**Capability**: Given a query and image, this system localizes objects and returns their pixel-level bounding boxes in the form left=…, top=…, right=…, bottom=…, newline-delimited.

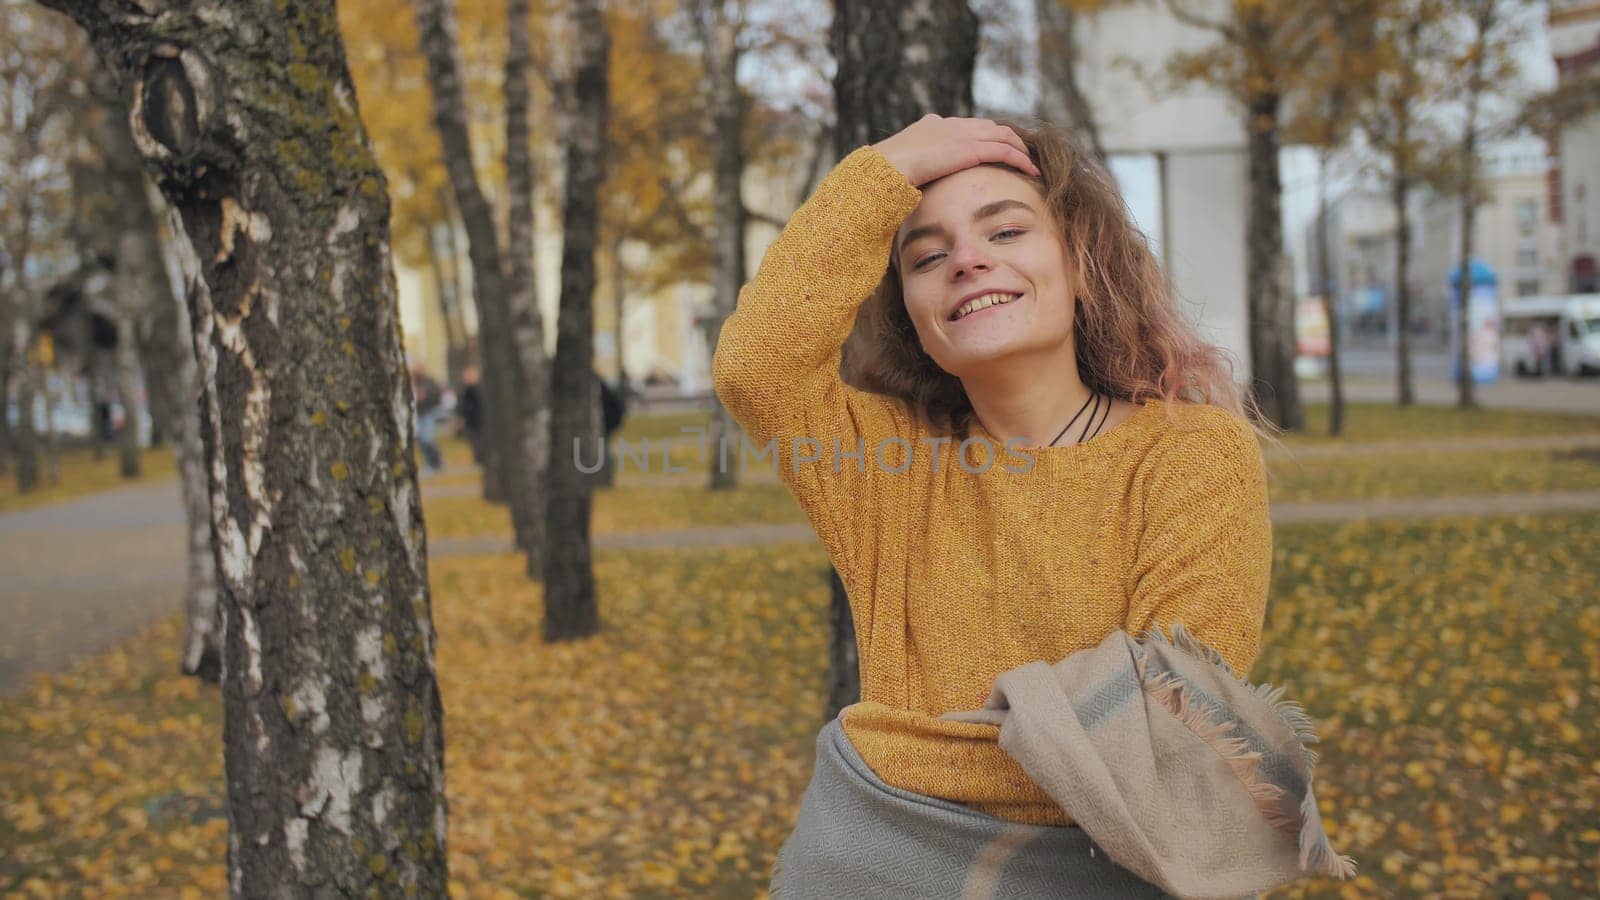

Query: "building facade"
left=1549, top=0, right=1600, bottom=292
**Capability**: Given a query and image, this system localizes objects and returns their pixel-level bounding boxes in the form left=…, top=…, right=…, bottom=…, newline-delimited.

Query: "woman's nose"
left=948, top=239, right=993, bottom=277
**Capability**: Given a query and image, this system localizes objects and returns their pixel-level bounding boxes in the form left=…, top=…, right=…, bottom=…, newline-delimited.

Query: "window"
left=1516, top=279, right=1541, bottom=297
left=1517, top=247, right=1539, bottom=268
left=1516, top=199, right=1538, bottom=236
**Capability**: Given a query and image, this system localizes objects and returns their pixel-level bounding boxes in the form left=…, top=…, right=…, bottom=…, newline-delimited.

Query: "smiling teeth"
left=953, top=292, right=1019, bottom=321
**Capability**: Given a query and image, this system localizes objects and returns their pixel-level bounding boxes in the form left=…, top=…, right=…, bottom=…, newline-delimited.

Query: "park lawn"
left=1266, top=446, right=1600, bottom=503
left=420, top=445, right=1600, bottom=540
left=1289, top=402, right=1600, bottom=444
left=2, top=513, right=1597, bottom=898
left=422, top=481, right=805, bottom=540
left=618, top=402, right=1600, bottom=447
left=0, top=447, right=176, bottom=515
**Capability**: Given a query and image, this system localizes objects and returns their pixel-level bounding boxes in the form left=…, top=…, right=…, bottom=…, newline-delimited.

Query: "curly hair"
left=840, top=116, right=1273, bottom=444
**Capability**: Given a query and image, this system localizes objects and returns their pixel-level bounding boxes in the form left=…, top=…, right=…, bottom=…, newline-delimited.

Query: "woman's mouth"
left=950, top=291, right=1022, bottom=323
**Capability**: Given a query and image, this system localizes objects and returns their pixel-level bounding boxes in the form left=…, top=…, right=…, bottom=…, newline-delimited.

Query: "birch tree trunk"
left=171, top=235, right=223, bottom=681
left=1452, top=1, right=1495, bottom=411
left=542, top=0, right=609, bottom=642
left=1244, top=82, right=1303, bottom=431
left=416, top=0, right=549, bottom=567
left=504, top=0, right=552, bottom=575
left=41, top=2, right=450, bottom=893
left=827, top=0, right=977, bottom=720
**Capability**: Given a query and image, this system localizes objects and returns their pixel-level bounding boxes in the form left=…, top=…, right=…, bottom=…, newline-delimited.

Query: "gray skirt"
left=771, top=717, right=1172, bottom=899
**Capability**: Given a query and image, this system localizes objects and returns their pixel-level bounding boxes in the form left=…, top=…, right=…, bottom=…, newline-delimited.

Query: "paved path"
left=6, top=471, right=1600, bottom=696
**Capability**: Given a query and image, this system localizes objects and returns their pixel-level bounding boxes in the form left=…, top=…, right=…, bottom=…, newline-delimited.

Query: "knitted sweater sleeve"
left=709, top=146, right=925, bottom=579
left=1126, top=409, right=1273, bottom=677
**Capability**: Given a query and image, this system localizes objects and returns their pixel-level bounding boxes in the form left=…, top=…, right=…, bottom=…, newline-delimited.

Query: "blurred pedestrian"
left=457, top=365, right=484, bottom=464
left=410, top=364, right=445, bottom=473
left=595, top=371, right=627, bottom=486
left=1528, top=322, right=1551, bottom=377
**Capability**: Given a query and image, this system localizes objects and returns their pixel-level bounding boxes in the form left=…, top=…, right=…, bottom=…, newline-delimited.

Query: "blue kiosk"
left=1448, top=259, right=1500, bottom=385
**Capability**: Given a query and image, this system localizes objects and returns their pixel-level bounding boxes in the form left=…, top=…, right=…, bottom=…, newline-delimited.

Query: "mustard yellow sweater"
left=710, top=145, right=1273, bottom=827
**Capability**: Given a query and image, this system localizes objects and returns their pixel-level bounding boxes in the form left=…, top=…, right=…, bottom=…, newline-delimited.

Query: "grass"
left=1289, top=402, right=1600, bottom=444
left=3, top=514, right=1597, bottom=897
left=423, top=482, right=804, bottom=539
left=0, top=446, right=176, bottom=515
left=420, top=444, right=1600, bottom=540
left=1267, top=446, right=1600, bottom=504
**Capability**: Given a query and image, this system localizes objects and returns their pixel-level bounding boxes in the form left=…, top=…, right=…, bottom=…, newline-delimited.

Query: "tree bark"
left=542, top=0, right=609, bottom=642
left=42, top=2, right=450, bottom=894
left=504, top=0, right=552, bottom=575
left=825, top=0, right=977, bottom=720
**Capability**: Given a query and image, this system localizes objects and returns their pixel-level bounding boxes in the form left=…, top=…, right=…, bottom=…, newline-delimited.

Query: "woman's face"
left=893, top=165, right=1076, bottom=378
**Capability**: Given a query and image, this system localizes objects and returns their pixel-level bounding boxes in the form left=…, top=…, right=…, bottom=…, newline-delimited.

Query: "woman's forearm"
left=710, top=145, right=922, bottom=440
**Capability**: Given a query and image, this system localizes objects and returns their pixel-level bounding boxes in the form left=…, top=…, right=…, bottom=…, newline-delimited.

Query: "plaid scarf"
left=941, top=623, right=1358, bottom=899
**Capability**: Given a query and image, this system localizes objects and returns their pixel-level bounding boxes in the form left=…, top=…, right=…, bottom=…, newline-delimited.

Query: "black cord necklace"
left=1080, top=392, right=1111, bottom=444
left=1047, top=392, right=1098, bottom=448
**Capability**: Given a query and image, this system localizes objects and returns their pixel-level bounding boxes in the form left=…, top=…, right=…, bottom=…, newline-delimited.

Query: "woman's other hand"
left=870, top=114, right=1040, bottom=188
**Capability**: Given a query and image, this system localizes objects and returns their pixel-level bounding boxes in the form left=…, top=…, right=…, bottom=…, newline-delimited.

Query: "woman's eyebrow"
left=897, top=199, right=1036, bottom=257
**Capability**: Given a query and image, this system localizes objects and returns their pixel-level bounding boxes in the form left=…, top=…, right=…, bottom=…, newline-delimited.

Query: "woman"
left=710, top=115, right=1274, bottom=897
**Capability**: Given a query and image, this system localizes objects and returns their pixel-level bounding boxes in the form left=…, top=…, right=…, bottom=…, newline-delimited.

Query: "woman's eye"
left=915, top=229, right=1024, bottom=267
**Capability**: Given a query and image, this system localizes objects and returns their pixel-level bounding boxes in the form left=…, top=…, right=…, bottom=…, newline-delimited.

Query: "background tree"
left=38, top=0, right=450, bottom=892
left=76, top=59, right=223, bottom=677
left=1353, top=0, right=1455, bottom=406
left=688, top=0, right=748, bottom=492
left=415, top=0, right=553, bottom=573
left=542, top=0, right=609, bottom=641
left=1034, top=0, right=1109, bottom=161
left=1164, top=0, right=1330, bottom=432
left=596, top=5, right=717, bottom=473
left=1446, top=0, right=1529, bottom=410
left=338, top=0, right=492, bottom=383
left=826, top=0, right=978, bottom=719
left=1, top=4, right=87, bottom=494
left=1282, top=0, right=1384, bottom=436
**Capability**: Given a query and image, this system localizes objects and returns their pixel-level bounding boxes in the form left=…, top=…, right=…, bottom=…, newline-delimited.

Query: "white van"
left=1502, top=295, right=1600, bottom=376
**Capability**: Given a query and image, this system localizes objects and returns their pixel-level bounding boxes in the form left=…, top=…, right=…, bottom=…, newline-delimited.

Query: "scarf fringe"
left=1137, top=622, right=1357, bottom=880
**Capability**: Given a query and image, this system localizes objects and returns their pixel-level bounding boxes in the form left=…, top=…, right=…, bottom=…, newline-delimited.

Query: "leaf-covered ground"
left=4, top=512, right=1598, bottom=897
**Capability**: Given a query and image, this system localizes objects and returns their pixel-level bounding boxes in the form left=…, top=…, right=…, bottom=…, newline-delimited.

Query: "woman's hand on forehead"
left=871, top=114, right=1039, bottom=189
